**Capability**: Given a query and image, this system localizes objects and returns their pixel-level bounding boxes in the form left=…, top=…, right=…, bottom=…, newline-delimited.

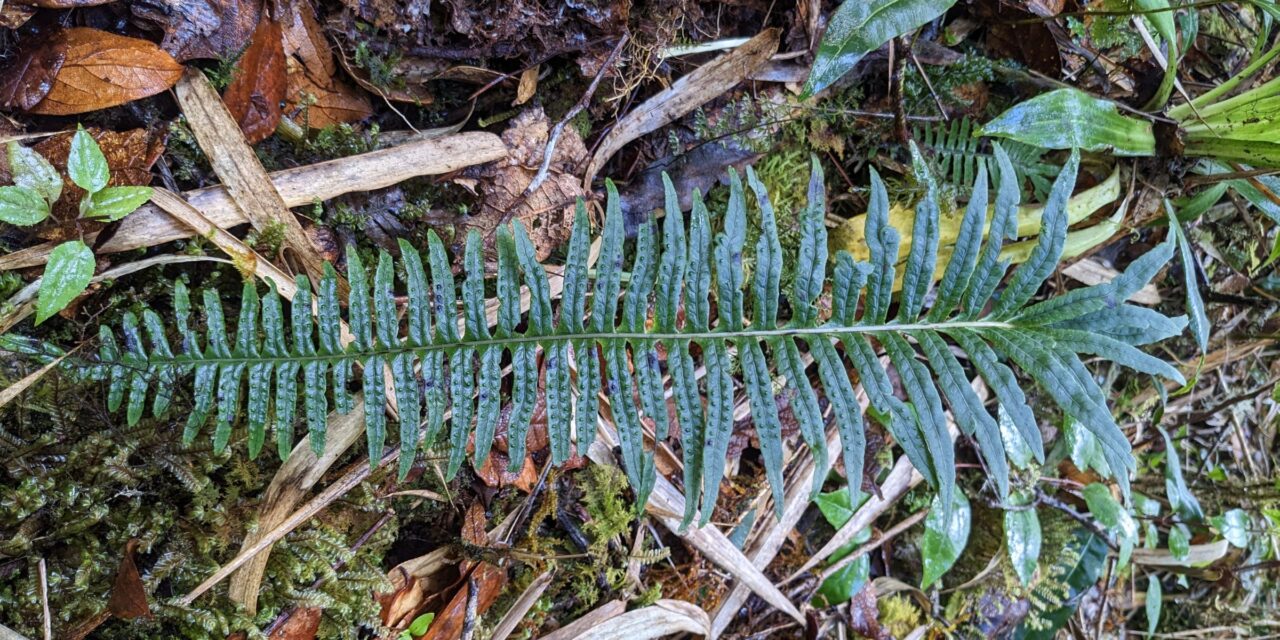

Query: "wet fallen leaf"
left=268, top=606, right=322, bottom=640
left=378, top=572, right=427, bottom=629
left=224, top=17, right=286, bottom=143
left=131, top=0, right=264, bottom=62
left=474, top=449, right=539, bottom=493
left=0, top=3, right=36, bottom=29
left=419, top=564, right=507, bottom=640
left=0, top=29, right=70, bottom=111
left=461, top=107, right=585, bottom=260
left=18, top=28, right=183, bottom=115
left=462, top=502, right=487, bottom=547
left=108, top=539, right=152, bottom=619
left=848, top=585, right=889, bottom=640
left=280, top=2, right=372, bottom=128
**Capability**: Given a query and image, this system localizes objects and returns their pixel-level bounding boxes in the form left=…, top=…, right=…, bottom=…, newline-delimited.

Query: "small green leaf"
left=0, top=185, right=50, bottom=226
left=1166, top=202, right=1209, bottom=354
left=979, top=88, right=1156, bottom=156
left=922, top=491, right=970, bottom=588
left=1083, top=483, right=1138, bottom=568
left=1159, top=428, right=1204, bottom=522
left=67, top=126, right=110, bottom=194
left=813, top=488, right=872, bottom=606
left=1005, top=505, right=1041, bottom=585
left=36, top=240, right=95, bottom=324
left=1168, top=523, right=1190, bottom=563
left=1213, top=509, right=1250, bottom=548
left=80, top=186, right=153, bottom=221
left=407, top=612, right=435, bottom=636
left=1066, top=416, right=1110, bottom=478
left=802, top=0, right=958, bottom=97
left=1146, top=575, right=1162, bottom=638
left=7, top=142, right=62, bottom=205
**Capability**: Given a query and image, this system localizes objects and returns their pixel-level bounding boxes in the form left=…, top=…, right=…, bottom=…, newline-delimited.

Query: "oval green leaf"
left=7, top=142, right=62, bottom=205
left=36, top=240, right=95, bottom=324
left=81, top=186, right=154, bottom=221
left=0, top=185, right=51, bottom=226
left=802, top=0, right=958, bottom=97
left=979, top=88, right=1156, bottom=156
left=68, top=126, right=109, bottom=194
left=922, top=491, right=970, bottom=588
left=1005, top=507, right=1041, bottom=585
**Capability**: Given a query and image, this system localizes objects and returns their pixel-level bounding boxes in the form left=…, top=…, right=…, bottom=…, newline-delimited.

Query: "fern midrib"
left=133, top=319, right=1016, bottom=368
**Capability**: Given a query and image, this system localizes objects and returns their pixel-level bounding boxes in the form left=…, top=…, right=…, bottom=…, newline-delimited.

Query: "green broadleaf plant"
left=921, top=491, right=970, bottom=588
left=802, top=0, right=957, bottom=97
left=81, top=145, right=1184, bottom=529
left=1, top=128, right=154, bottom=324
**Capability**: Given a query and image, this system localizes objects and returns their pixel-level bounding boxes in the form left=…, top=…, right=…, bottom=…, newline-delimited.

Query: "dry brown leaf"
left=108, top=539, right=152, bottom=620
left=571, top=600, right=711, bottom=640
left=0, top=3, right=36, bottom=29
left=268, top=606, right=322, bottom=640
left=849, top=585, right=890, bottom=640
left=463, top=107, right=585, bottom=260
left=514, top=65, right=539, bottom=106
left=280, top=0, right=371, bottom=128
left=131, top=0, right=264, bottom=62
left=378, top=573, right=427, bottom=629
left=25, top=28, right=183, bottom=115
left=419, top=563, right=507, bottom=640
left=582, top=29, right=779, bottom=187
left=224, top=16, right=286, bottom=143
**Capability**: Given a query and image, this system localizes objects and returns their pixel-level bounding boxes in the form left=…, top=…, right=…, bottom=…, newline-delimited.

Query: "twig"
left=460, top=575, right=480, bottom=640
left=813, top=508, right=930, bottom=584
left=505, top=33, right=630, bottom=223
left=37, top=559, right=51, bottom=640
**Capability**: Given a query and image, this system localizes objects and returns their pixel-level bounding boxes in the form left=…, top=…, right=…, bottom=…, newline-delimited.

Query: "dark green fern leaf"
left=83, top=149, right=1185, bottom=528
left=916, top=117, right=1059, bottom=200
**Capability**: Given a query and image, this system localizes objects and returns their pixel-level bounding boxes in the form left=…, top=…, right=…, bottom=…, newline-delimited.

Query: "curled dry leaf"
left=107, top=539, right=152, bottom=619
left=15, top=28, right=183, bottom=115
left=268, top=606, right=322, bottom=640
left=131, top=0, right=264, bottom=62
left=419, top=563, right=507, bottom=640
left=224, top=17, right=287, bottom=143
left=461, top=107, right=585, bottom=260
left=280, top=2, right=372, bottom=128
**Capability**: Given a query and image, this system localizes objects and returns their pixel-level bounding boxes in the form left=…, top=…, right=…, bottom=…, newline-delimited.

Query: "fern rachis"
left=81, top=143, right=1185, bottom=528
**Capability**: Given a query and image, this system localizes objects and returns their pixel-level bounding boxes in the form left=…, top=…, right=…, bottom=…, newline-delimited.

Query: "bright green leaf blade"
left=0, top=185, right=51, bottom=226
left=979, top=88, right=1156, bottom=155
left=68, top=126, right=110, bottom=193
left=37, top=240, right=95, bottom=324
left=7, top=141, right=61, bottom=205
left=81, top=186, right=153, bottom=221
left=922, top=491, right=971, bottom=588
left=1005, top=507, right=1041, bottom=585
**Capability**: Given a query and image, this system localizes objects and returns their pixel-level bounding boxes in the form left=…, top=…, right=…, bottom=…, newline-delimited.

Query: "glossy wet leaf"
left=37, top=240, right=95, bottom=324
left=1083, top=483, right=1137, bottom=568
left=7, top=141, right=61, bottom=205
left=814, top=488, right=873, bottom=605
left=68, top=126, right=109, bottom=194
left=1214, top=509, right=1250, bottom=548
left=802, top=0, right=958, bottom=97
left=0, top=185, right=50, bottom=226
left=1160, top=428, right=1204, bottom=522
left=1005, top=505, right=1042, bottom=584
left=980, top=88, right=1156, bottom=155
left=922, top=491, right=971, bottom=588
left=81, top=186, right=154, bottom=221
left=1146, top=576, right=1162, bottom=638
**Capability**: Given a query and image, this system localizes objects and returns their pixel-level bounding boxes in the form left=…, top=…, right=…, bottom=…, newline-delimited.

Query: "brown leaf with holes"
left=461, top=107, right=585, bottom=260
left=131, top=0, right=264, bottom=62
left=19, top=28, right=183, bottom=115
left=108, top=539, right=152, bottom=619
left=224, top=17, right=286, bottom=143
left=268, top=607, right=322, bottom=640
left=419, top=564, right=507, bottom=640
left=31, top=127, right=165, bottom=239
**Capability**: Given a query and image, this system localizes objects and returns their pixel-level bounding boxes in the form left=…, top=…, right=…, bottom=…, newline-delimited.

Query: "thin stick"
left=510, top=34, right=630, bottom=216
left=815, top=508, right=930, bottom=583
left=37, top=559, right=51, bottom=640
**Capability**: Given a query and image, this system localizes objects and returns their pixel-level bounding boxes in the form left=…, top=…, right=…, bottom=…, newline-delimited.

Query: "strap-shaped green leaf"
left=863, top=168, right=898, bottom=324
left=899, top=143, right=940, bottom=322
left=962, top=143, right=1020, bottom=318
left=992, top=151, right=1080, bottom=318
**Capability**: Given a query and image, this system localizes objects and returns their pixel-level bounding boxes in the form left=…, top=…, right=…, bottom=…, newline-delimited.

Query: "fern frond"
left=916, top=117, right=1059, bottom=200
left=86, top=147, right=1184, bottom=527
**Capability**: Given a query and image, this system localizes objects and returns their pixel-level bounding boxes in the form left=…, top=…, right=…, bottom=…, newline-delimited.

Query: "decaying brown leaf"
left=224, top=16, right=287, bottom=143
left=268, top=606, right=322, bottom=640
left=419, top=563, right=507, bottom=640
left=280, top=1, right=372, bottom=128
left=0, top=3, right=36, bottom=29
left=108, top=539, right=152, bottom=619
left=461, top=107, right=585, bottom=261
left=17, top=28, right=183, bottom=115
left=848, top=585, right=890, bottom=640
left=0, top=29, right=70, bottom=111
left=131, top=0, right=265, bottom=62
left=462, top=502, right=488, bottom=548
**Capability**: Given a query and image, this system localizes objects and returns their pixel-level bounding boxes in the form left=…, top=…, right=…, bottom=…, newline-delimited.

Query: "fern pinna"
left=89, top=143, right=1185, bottom=528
